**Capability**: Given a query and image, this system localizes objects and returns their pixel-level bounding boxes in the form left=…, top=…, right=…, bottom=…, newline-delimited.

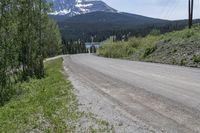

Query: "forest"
left=0, top=0, right=62, bottom=105
left=58, top=18, right=200, bottom=42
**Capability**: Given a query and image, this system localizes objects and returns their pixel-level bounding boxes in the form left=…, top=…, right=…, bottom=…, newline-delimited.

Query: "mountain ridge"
left=47, top=0, right=117, bottom=16
left=62, top=11, right=166, bottom=24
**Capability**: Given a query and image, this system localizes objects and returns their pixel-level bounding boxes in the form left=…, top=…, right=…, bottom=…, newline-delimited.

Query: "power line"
left=159, top=1, right=172, bottom=18
left=167, top=0, right=180, bottom=19
left=160, top=0, right=179, bottom=20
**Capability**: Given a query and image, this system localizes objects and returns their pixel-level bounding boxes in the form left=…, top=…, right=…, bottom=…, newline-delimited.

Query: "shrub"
left=128, top=37, right=141, bottom=48
left=192, top=55, right=200, bottom=63
left=182, top=30, right=195, bottom=38
left=180, top=58, right=187, bottom=66
left=149, top=29, right=161, bottom=36
left=172, top=58, right=177, bottom=65
left=143, top=45, right=157, bottom=58
left=164, top=38, right=171, bottom=43
left=173, top=49, right=177, bottom=53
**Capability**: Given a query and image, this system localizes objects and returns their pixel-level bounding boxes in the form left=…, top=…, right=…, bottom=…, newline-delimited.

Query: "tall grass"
left=98, top=35, right=160, bottom=60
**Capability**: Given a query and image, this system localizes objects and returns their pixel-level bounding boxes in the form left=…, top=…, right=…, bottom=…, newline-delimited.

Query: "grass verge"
left=0, top=58, right=80, bottom=132
left=0, top=58, right=114, bottom=133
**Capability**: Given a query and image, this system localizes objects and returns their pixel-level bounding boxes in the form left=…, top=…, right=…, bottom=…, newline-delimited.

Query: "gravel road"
left=63, top=54, right=200, bottom=133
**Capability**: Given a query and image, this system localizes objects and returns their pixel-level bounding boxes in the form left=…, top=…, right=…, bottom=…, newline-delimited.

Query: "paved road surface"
left=64, top=54, right=200, bottom=133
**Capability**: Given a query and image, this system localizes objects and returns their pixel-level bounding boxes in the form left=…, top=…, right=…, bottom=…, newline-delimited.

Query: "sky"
left=103, top=0, right=200, bottom=20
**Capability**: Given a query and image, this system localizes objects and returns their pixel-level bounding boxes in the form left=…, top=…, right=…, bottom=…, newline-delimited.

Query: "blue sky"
left=103, top=0, right=200, bottom=20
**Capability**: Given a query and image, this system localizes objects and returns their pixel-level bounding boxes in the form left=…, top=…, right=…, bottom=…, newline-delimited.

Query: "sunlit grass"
left=0, top=58, right=80, bottom=132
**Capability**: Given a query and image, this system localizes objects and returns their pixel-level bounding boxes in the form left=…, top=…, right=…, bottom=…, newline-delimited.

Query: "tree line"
left=62, top=39, right=88, bottom=54
left=0, top=0, right=62, bottom=105
left=59, top=19, right=200, bottom=43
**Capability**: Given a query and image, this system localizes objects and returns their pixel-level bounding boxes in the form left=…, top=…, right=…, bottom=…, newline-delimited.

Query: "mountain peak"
left=47, top=0, right=117, bottom=16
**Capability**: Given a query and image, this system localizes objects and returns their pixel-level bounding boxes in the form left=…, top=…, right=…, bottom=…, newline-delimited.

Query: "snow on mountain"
left=47, top=0, right=117, bottom=16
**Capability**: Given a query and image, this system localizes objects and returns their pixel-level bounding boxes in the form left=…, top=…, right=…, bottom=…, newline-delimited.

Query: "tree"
left=43, top=19, right=62, bottom=57
left=90, top=45, right=96, bottom=53
left=0, top=0, right=62, bottom=105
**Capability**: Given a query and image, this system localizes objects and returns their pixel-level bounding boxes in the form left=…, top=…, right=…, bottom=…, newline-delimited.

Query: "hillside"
left=98, top=25, right=200, bottom=68
left=61, top=11, right=165, bottom=24
left=56, top=11, right=168, bottom=41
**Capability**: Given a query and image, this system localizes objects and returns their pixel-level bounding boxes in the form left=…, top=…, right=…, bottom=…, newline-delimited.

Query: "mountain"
left=56, top=11, right=169, bottom=41
left=57, top=11, right=200, bottom=42
left=47, top=0, right=117, bottom=16
left=47, top=0, right=197, bottom=43
left=61, top=11, right=166, bottom=25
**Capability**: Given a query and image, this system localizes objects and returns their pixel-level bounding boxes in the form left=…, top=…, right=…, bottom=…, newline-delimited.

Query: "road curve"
left=63, top=54, right=200, bottom=133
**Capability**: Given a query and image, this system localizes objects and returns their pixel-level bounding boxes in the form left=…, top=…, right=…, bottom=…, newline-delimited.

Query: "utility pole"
left=188, top=0, right=194, bottom=29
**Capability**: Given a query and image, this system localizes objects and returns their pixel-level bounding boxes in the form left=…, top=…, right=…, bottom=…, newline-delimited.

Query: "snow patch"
left=49, top=9, right=71, bottom=15
left=47, top=0, right=117, bottom=16
left=75, top=3, right=93, bottom=8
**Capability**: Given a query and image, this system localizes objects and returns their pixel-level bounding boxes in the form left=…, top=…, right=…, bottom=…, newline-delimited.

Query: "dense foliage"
left=98, top=25, right=200, bottom=68
left=98, top=35, right=160, bottom=59
left=62, top=39, right=88, bottom=54
left=0, top=0, right=62, bottom=105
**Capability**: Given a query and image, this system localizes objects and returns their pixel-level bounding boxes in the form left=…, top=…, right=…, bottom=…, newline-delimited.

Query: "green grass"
left=97, top=35, right=160, bottom=60
left=0, top=58, right=114, bottom=133
left=98, top=24, right=200, bottom=67
left=0, top=58, right=80, bottom=132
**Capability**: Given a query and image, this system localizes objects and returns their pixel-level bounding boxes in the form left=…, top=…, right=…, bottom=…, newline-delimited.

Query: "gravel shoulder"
left=63, top=54, right=200, bottom=133
left=64, top=56, right=157, bottom=133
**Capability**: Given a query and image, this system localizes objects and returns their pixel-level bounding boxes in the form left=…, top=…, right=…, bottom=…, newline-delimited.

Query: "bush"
left=143, top=45, right=157, bottom=58
left=98, top=35, right=160, bottom=59
left=180, top=58, right=187, bottom=66
left=192, top=55, right=200, bottom=63
left=98, top=40, right=135, bottom=58
left=0, top=71, right=15, bottom=106
left=128, top=37, right=141, bottom=48
left=182, top=30, right=195, bottom=38
left=0, top=86, right=14, bottom=106
left=149, top=29, right=161, bottom=36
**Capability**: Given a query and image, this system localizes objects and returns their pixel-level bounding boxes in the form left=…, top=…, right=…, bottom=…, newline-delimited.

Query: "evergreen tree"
left=0, top=0, right=62, bottom=105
